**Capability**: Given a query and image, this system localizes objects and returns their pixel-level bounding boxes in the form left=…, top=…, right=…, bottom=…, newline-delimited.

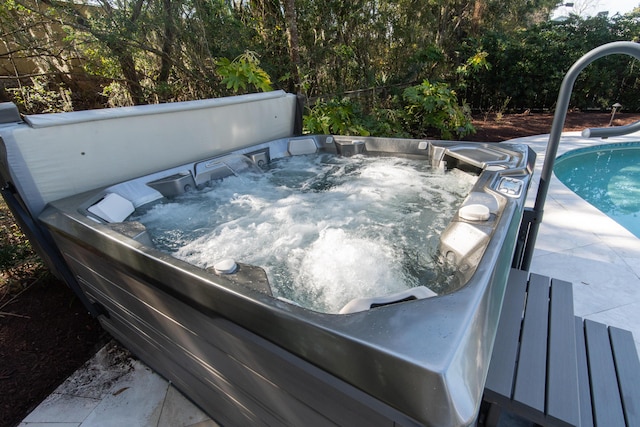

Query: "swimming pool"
left=554, top=142, right=640, bottom=238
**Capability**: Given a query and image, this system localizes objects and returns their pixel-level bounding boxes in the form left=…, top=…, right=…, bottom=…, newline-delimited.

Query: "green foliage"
left=460, top=13, right=640, bottom=111
left=303, top=81, right=474, bottom=140
left=101, top=82, right=133, bottom=108
left=3, top=0, right=640, bottom=115
left=81, top=46, right=122, bottom=80
left=1, top=0, right=28, bottom=14
left=402, top=80, right=475, bottom=139
left=0, top=225, right=33, bottom=271
left=216, top=51, right=273, bottom=93
left=7, top=78, right=73, bottom=114
left=0, top=199, right=43, bottom=287
left=457, top=50, right=492, bottom=79
left=363, top=105, right=412, bottom=138
left=303, top=98, right=371, bottom=136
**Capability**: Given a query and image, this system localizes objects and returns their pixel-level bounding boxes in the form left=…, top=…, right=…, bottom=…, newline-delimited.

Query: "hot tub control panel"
left=497, top=177, right=523, bottom=197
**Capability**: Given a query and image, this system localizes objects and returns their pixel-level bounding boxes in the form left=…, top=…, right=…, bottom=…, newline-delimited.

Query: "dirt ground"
left=466, top=110, right=640, bottom=142
left=1, top=110, right=640, bottom=427
left=0, top=274, right=107, bottom=427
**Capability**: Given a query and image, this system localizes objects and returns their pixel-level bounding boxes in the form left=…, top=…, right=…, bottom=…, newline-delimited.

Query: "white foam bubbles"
left=293, top=228, right=408, bottom=313
left=132, top=154, right=477, bottom=313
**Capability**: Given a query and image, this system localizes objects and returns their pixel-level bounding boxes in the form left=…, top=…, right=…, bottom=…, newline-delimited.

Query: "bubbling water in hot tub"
left=132, top=154, right=477, bottom=313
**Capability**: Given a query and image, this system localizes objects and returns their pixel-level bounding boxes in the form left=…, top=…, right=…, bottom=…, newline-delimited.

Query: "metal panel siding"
left=57, top=236, right=417, bottom=427
left=484, top=268, right=528, bottom=398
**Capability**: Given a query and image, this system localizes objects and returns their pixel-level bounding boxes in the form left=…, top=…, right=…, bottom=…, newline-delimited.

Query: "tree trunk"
left=283, top=0, right=301, bottom=93
left=112, top=45, right=145, bottom=105
left=471, top=0, right=485, bottom=34
left=158, top=0, right=175, bottom=88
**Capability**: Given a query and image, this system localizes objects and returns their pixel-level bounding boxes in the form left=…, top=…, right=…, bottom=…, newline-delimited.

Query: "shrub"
left=7, top=77, right=73, bottom=114
left=363, top=105, right=411, bottom=138
left=304, top=82, right=475, bottom=140
left=216, top=51, right=273, bottom=93
left=303, top=97, right=370, bottom=136
left=402, top=80, right=475, bottom=139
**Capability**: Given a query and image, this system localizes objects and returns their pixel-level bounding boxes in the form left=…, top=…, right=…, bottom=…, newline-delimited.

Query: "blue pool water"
left=554, top=142, right=640, bottom=238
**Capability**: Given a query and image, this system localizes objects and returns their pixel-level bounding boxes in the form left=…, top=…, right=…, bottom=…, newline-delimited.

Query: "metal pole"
left=519, top=41, right=640, bottom=270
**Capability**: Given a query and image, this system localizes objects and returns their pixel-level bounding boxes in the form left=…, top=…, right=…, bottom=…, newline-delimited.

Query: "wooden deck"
left=481, top=269, right=640, bottom=427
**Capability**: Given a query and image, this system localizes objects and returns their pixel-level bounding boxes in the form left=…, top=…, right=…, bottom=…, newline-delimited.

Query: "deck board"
left=512, top=273, right=550, bottom=413
left=574, top=317, right=595, bottom=427
left=584, top=320, right=626, bottom=426
left=546, top=278, right=579, bottom=426
left=609, top=326, right=640, bottom=427
left=483, top=270, right=640, bottom=427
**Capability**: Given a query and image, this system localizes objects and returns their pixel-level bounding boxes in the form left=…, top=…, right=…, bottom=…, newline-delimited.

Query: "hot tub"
left=0, top=92, right=534, bottom=427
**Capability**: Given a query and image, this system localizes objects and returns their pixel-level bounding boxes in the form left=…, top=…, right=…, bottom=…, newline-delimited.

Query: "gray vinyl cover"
left=0, top=91, right=297, bottom=217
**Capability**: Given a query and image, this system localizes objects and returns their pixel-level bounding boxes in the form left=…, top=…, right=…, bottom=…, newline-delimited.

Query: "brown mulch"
left=1, top=110, right=640, bottom=427
left=0, top=205, right=107, bottom=427
left=466, top=110, right=640, bottom=142
left=0, top=278, right=107, bottom=427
